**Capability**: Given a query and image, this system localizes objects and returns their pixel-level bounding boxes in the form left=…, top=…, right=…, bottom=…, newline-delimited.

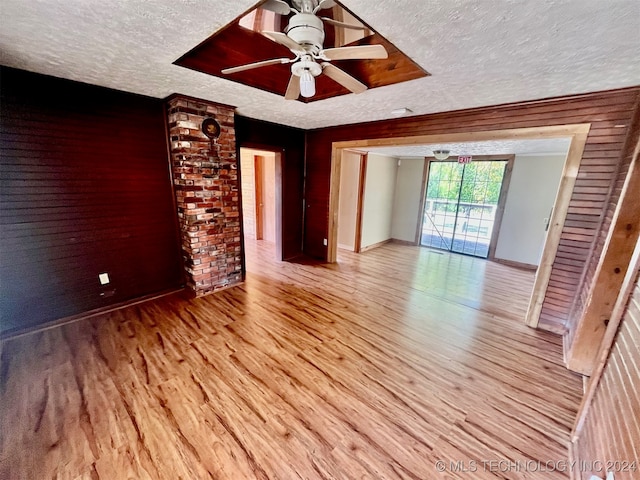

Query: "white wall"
left=495, top=154, right=567, bottom=266
left=391, top=157, right=426, bottom=242
left=337, top=151, right=361, bottom=250
left=240, top=148, right=256, bottom=238
left=261, top=153, right=277, bottom=243
left=361, top=153, right=398, bottom=249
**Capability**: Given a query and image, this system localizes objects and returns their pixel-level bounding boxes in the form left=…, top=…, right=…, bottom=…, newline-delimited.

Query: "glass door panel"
left=421, top=160, right=507, bottom=258
left=421, top=161, right=463, bottom=251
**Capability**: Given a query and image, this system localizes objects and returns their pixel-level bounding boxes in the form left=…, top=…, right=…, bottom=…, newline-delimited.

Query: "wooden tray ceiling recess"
left=174, top=0, right=429, bottom=102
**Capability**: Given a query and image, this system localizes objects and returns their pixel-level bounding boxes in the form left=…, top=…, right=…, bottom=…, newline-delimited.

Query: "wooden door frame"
left=335, top=149, right=368, bottom=253
left=416, top=154, right=515, bottom=259
left=238, top=146, right=284, bottom=261
left=327, top=124, right=591, bottom=328
left=254, top=154, right=264, bottom=240
left=354, top=152, right=368, bottom=253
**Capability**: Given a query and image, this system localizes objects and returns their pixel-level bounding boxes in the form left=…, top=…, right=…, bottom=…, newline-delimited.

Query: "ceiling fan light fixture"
left=433, top=149, right=450, bottom=160
left=300, top=69, right=316, bottom=98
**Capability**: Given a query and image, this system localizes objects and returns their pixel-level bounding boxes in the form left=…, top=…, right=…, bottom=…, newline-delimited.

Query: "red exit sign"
left=458, top=155, right=473, bottom=164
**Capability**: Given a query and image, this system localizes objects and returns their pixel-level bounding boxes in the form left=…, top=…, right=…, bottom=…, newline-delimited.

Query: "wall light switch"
left=323, top=238, right=328, bottom=246
left=99, top=273, right=110, bottom=285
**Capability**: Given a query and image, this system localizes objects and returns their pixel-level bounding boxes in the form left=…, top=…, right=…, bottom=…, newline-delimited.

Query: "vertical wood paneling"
left=566, top=108, right=640, bottom=374
left=234, top=116, right=305, bottom=260
left=305, top=87, right=640, bottom=334
left=0, top=67, right=182, bottom=335
left=569, top=100, right=640, bottom=349
left=573, top=269, right=640, bottom=480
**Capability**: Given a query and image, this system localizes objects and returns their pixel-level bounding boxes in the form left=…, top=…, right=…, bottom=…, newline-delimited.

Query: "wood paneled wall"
left=572, top=264, right=640, bottom=480
left=569, top=100, right=640, bottom=347
left=235, top=115, right=305, bottom=260
left=305, top=87, right=640, bottom=334
left=0, top=67, right=182, bottom=335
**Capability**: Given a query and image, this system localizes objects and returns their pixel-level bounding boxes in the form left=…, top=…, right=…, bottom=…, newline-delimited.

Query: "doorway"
left=327, top=124, right=591, bottom=328
left=239, top=147, right=282, bottom=260
left=421, top=159, right=510, bottom=258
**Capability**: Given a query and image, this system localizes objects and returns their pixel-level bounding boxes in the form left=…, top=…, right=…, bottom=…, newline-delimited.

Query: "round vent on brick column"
left=202, top=117, right=221, bottom=139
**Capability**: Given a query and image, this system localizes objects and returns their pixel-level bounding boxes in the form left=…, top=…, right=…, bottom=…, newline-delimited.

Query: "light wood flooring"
left=0, top=242, right=584, bottom=479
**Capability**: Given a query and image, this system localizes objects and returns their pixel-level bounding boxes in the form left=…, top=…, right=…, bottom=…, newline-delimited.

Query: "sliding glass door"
left=421, top=160, right=508, bottom=258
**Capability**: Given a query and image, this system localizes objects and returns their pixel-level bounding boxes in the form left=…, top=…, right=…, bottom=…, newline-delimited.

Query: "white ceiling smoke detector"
left=391, top=108, right=413, bottom=116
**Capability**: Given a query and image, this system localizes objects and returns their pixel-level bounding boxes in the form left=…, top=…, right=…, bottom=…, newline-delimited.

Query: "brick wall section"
left=166, top=96, right=242, bottom=295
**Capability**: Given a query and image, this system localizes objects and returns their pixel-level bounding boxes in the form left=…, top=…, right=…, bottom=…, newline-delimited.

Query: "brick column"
left=166, top=95, right=242, bottom=296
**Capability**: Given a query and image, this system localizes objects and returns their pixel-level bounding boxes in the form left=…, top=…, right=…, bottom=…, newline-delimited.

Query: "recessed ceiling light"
left=391, top=108, right=413, bottom=116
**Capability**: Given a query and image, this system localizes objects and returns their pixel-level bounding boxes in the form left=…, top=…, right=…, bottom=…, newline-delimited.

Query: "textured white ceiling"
left=1, top=0, right=639, bottom=129
left=366, top=137, right=572, bottom=158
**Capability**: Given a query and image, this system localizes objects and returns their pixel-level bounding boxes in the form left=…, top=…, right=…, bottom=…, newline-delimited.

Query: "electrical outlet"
left=98, top=273, right=110, bottom=285
left=323, top=238, right=328, bottom=246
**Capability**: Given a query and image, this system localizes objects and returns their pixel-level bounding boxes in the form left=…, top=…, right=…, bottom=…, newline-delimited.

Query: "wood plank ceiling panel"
left=174, top=1, right=428, bottom=102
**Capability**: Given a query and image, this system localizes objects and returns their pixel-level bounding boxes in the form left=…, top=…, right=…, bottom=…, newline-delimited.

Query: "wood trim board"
left=254, top=154, right=264, bottom=240
left=524, top=126, right=590, bottom=328
left=488, top=155, right=515, bottom=260
left=274, top=151, right=284, bottom=261
left=413, top=157, right=429, bottom=246
left=354, top=153, right=367, bottom=253
left=571, top=234, right=640, bottom=440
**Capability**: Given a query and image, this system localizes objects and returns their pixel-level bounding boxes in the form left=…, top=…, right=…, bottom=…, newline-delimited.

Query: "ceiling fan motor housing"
left=286, top=13, right=325, bottom=52
left=291, top=58, right=322, bottom=77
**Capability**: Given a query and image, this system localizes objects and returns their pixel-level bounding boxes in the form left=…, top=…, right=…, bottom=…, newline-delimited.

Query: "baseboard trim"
left=492, top=258, right=538, bottom=271
left=0, top=287, right=184, bottom=342
left=391, top=238, right=418, bottom=246
left=360, top=238, right=392, bottom=252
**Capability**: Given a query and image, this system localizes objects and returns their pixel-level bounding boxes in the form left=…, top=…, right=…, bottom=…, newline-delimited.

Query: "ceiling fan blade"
left=320, top=17, right=367, bottom=30
left=285, top=74, right=300, bottom=100
left=318, top=0, right=336, bottom=9
left=321, top=63, right=367, bottom=94
left=314, top=0, right=336, bottom=12
left=262, top=31, right=304, bottom=53
left=322, top=44, right=388, bottom=61
left=222, top=57, right=290, bottom=75
left=261, top=0, right=291, bottom=15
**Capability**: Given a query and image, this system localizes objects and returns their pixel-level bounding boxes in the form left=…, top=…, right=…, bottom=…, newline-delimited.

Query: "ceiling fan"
left=221, top=0, right=388, bottom=100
